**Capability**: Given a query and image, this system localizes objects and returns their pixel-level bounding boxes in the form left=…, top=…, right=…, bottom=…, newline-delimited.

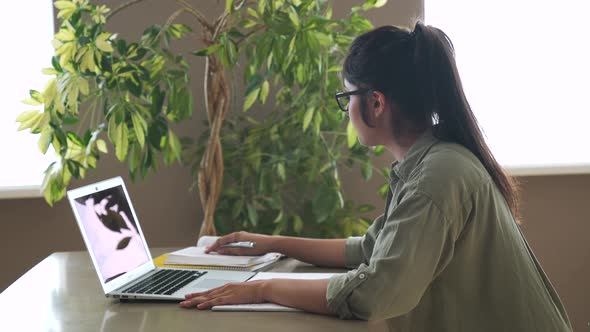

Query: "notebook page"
left=165, top=247, right=281, bottom=267
left=196, top=236, right=220, bottom=248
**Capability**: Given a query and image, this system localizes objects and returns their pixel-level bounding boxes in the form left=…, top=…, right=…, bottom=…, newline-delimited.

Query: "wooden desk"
left=0, top=248, right=387, bottom=331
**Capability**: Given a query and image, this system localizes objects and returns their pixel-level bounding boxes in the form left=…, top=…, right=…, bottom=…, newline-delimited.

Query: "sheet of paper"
left=249, top=272, right=337, bottom=281
left=212, top=303, right=300, bottom=312
left=196, top=236, right=219, bottom=248
left=212, top=272, right=339, bottom=312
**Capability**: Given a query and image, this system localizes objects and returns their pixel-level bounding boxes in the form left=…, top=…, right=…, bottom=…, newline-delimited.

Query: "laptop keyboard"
left=121, top=269, right=207, bottom=296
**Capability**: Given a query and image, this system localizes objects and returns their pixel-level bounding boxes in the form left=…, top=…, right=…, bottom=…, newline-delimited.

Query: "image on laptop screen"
left=73, top=185, right=150, bottom=283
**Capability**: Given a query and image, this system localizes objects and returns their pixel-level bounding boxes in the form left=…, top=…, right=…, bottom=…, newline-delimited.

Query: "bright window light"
left=0, top=1, right=55, bottom=198
left=425, top=0, right=590, bottom=175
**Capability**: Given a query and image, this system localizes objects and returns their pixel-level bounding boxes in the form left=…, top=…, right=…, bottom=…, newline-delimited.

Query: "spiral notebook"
left=153, top=253, right=280, bottom=271
left=155, top=236, right=283, bottom=271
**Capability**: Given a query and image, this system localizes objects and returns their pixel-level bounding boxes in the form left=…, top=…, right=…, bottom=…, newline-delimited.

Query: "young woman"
left=179, top=21, right=572, bottom=331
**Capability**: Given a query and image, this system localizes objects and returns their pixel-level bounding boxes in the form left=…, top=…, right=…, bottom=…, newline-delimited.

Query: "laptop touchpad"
left=194, top=279, right=233, bottom=289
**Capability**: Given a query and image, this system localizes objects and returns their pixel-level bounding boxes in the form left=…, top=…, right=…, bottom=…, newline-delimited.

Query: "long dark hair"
left=343, top=21, right=521, bottom=220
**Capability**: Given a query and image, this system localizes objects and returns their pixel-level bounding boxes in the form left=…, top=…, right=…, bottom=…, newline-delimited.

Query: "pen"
left=220, top=241, right=256, bottom=248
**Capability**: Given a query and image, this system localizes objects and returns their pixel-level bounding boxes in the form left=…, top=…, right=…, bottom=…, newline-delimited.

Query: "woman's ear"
left=371, top=90, right=387, bottom=117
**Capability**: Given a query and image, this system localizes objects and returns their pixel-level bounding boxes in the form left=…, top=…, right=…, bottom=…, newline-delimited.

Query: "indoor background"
left=0, top=0, right=587, bottom=330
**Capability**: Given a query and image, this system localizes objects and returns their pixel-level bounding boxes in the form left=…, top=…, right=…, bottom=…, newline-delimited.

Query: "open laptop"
left=66, top=176, right=256, bottom=301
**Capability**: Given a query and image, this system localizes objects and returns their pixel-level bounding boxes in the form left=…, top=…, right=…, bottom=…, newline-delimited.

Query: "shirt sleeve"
left=326, top=191, right=457, bottom=321
left=344, top=214, right=385, bottom=269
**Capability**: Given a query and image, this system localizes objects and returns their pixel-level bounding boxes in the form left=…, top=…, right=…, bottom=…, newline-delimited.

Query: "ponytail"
left=411, top=21, right=521, bottom=220
left=343, top=21, right=521, bottom=220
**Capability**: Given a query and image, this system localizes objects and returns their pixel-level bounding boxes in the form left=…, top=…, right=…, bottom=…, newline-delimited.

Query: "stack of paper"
left=163, top=236, right=283, bottom=271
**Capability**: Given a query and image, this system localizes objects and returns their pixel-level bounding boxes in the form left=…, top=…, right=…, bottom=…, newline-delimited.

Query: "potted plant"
left=17, top=0, right=389, bottom=238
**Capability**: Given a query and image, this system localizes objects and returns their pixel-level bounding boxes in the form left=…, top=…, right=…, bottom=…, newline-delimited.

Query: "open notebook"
left=211, top=272, right=337, bottom=312
left=160, top=236, right=283, bottom=271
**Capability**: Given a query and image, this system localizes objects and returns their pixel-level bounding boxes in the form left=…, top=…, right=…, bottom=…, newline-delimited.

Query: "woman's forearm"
left=270, top=236, right=347, bottom=267
left=261, top=278, right=335, bottom=316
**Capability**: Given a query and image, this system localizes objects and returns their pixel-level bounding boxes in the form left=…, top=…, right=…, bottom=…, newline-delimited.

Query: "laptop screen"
left=72, top=185, right=150, bottom=284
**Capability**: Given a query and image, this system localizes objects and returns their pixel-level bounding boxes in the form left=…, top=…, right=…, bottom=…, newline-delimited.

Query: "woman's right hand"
left=205, top=231, right=276, bottom=256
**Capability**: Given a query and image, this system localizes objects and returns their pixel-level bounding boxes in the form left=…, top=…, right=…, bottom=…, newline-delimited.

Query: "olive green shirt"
left=326, top=130, right=572, bottom=331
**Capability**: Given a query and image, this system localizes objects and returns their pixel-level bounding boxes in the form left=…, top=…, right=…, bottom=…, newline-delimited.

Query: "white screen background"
left=0, top=0, right=55, bottom=198
left=425, top=0, right=590, bottom=175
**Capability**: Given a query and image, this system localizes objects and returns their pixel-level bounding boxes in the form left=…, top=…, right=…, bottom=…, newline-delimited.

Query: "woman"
left=180, top=21, right=572, bottom=332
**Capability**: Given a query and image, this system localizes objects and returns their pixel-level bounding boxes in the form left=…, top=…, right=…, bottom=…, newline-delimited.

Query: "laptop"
left=66, top=176, right=256, bottom=300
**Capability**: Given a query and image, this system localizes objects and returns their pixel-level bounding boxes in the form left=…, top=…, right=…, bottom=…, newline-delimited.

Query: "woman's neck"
left=384, top=129, right=428, bottom=161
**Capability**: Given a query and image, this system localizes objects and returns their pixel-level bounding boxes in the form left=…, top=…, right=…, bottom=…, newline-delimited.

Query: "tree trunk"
left=197, top=53, right=230, bottom=237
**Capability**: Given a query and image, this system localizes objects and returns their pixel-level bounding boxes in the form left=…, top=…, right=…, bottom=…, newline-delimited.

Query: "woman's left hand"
left=179, top=280, right=267, bottom=309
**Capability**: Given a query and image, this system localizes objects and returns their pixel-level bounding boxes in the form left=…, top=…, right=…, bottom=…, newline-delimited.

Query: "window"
left=425, top=0, right=590, bottom=175
left=0, top=1, right=55, bottom=198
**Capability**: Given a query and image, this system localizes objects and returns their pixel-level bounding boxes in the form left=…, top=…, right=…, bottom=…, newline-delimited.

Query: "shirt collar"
left=391, top=129, right=439, bottom=182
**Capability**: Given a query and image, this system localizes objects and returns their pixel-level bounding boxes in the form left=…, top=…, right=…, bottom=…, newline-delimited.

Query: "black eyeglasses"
left=334, top=89, right=371, bottom=112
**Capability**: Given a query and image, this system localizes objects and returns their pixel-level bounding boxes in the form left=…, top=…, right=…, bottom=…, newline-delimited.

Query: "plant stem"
left=175, top=0, right=213, bottom=32
left=321, top=131, right=347, bottom=136
left=212, top=12, right=229, bottom=40
left=319, top=133, right=335, bottom=160
left=236, top=25, right=268, bottom=46
left=153, top=8, right=187, bottom=42
left=107, top=0, right=150, bottom=20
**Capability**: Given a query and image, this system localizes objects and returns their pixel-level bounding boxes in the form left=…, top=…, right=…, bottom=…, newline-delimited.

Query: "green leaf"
left=363, top=0, right=387, bottom=9
left=373, top=145, right=385, bottom=155
left=243, top=19, right=257, bottom=29
left=126, top=78, right=141, bottom=97
left=361, top=160, right=373, bottom=180
left=378, top=182, right=389, bottom=198
left=131, top=113, right=145, bottom=148
left=62, top=116, right=80, bottom=126
left=168, top=129, right=182, bottom=161
left=148, top=116, right=168, bottom=150
left=313, top=110, right=322, bottom=135
left=303, top=107, right=315, bottom=131
left=22, top=97, right=42, bottom=106
left=347, top=120, right=358, bottom=148
left=115, top=123, right=129, bottom=161
left=375, top=0, right=388, bottom=7
left=272, top=210, right=284, bottom=224
left=315, top=32, right=332, bottom=46
left=288, top=6, right=300, bottom=28
left=128, top=143, right=141, bottom=178
left=246, top=203, right=258, bottom=227
left=247, top=7, right=258, bottom=19
left=312, top=185, right=339, bottom=223
left=96, top=139, right=108, bottom=153
left=38, top=128, right=52, bottom=154
left=243, top=87, right=260, bottom=111
left=260, top=80, right=269, bottom=104
left=192, top=44, right=220, bottom=56
left=29, top=90, right=43, bottom=103
left=293, top=215, right=303, bottom=234
left=16, top=110, right=40, bottom=125
left=150, top=87, right=165, bottom=117
left=287, top=36, right=296, bottom=62
left=167, top=24, right=192, bottom=39
left=296, top=64, right=305, bottom=84
left=231, top=199, right=243, bottom=219
left=357, top=204, right=375, bottom=213
left=277, top=162, right=286, bottom=181
left=257, top=0, right=266, bottom=14
left=225, top=0, right=233, bottom=12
